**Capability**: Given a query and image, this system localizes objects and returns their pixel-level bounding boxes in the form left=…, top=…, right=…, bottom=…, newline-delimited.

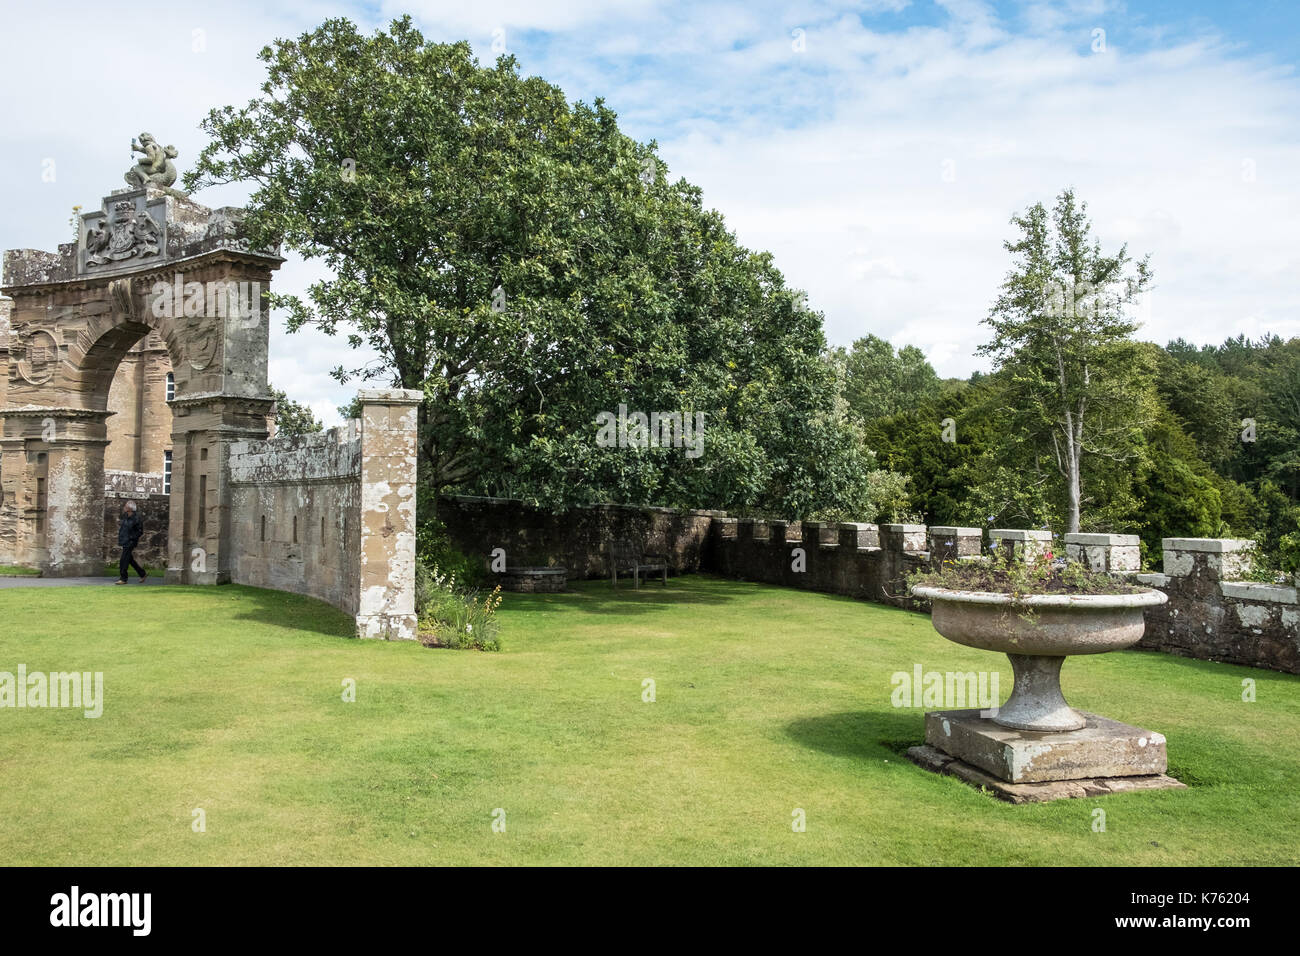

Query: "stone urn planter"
left=910, top=586, right=1168, bottom=732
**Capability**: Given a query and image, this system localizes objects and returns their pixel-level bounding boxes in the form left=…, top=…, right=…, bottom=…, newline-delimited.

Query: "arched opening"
left=98, top=326, right=176, bottom=577
left=104, top=331, right=173, bottom=476
left=1, top=188, right=284, bottom=581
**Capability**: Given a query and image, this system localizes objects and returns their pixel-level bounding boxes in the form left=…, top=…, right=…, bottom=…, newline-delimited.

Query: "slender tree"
left=979, top=189, right=1153, bottom=533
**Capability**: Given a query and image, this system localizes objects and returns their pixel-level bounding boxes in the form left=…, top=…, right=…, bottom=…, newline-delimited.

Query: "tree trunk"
left=1065, top=418, right=1082, bottom=534
left=1067, top=459, right=1081, bottom=535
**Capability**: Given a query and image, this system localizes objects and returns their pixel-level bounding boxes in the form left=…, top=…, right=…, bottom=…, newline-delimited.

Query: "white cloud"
left=643, top=13, right=1300, bottom=374
left=2, top=0, right=1297, bottom=407
left=382, top=0, right=658, bottom=37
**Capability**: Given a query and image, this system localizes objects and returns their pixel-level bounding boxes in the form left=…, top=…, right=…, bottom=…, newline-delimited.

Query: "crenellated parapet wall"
left=225, top=388, right=420, bottom=640
left=1134, top=538, right=1298, bottom=673
left=430, top=494, right=1300, bottom=674
left=706, top=518, right=930, bottom=608
left=708, top=522, right=1298, bottom=673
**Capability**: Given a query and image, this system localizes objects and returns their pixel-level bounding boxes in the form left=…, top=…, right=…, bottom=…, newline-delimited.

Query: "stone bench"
left=498, top=567, right=568, bottom=593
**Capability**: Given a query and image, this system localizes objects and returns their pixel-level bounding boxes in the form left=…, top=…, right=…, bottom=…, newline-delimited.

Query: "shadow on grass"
left=785, top=708, right=924, bottom=760
left=502, top=575, right=751, bottom=615
left=220, top=584, right=357, bottom=640
left=1123, top=645, right=1300, bottom=685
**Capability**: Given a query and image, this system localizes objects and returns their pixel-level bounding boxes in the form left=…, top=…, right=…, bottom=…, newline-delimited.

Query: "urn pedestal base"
left=907, top=709, right=1185, bottom=804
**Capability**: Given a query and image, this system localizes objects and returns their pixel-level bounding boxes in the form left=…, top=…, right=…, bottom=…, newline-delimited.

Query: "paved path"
left=0, top=575, right=168, bottom=589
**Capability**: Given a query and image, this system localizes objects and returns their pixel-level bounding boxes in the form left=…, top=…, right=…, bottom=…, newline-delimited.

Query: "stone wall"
left=228, top=424, right=361, bottom=613
left=0, top=296, right=10, bottom=410
left=102, top=472, right=169, bottom=568
left=225, top=388, right=421, bottom=640
left=439, top=497, right=1298, bottom=674
left=710, top=522, right=1296, bottom=673
left=707, top=522, right=1298, bottom=674
left=706, top=518, right=940, bottom=609
left=1133, top=538, right=1299, bottom=673
left=437, top=495, right=721, bottom=580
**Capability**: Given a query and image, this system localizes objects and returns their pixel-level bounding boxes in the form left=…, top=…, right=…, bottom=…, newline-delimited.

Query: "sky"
left=2, top=0, right=1298, bottom=426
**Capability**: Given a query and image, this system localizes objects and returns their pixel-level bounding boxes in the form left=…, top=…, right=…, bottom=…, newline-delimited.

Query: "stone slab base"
left=925, top=709, right=1167, bottom=783
left=907, top=744, right=1186, bottom=804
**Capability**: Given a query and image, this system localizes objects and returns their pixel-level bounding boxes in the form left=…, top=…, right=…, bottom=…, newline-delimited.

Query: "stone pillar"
left=44, top=414, right=113, bottom=576
left=928, top=526, right=981, bottom=563
left=0, top=436, right=23, bottom=564
left=1064, top=533, right=1140, bottom=572
left=355, top=388, right=421, bottom=641
left=839, top=522, right=879, bottom=549
left=0, top=296, right=11, bottom=411
left=165, top=395, right=274, bottom=585
left=880, top=523, right=927, bottom=553
left=990, top=528, right=1052, bottom=561
left=0, top=408, right=112, bottom=575
left=801, top=520, right=834, bottom=550
left=736, top=517, right=756, bottom=543
left=164, top=429, right=193, bottom=582
left=1162, top=538, right=1255, bottom=583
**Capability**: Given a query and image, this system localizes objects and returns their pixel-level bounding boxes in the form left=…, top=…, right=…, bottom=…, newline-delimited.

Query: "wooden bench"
left=608, top=540, right=668, bottom=588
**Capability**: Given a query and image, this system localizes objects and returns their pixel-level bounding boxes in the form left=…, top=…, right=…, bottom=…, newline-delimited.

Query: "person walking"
left=116, top=500, right=147, bottom=584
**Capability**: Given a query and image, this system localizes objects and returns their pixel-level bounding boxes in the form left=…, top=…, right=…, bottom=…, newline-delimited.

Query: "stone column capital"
left=357, top=387, right=423, bottom=406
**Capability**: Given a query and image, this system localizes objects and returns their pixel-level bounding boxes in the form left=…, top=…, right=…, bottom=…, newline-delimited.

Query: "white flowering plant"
left=416, top=562, right=503, bottom=651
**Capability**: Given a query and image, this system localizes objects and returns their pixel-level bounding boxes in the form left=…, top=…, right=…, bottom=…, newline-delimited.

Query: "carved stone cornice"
left=0, top=406, right=115, bottom=420
left=2, top=186, right=282, bottom=293
left=169, top=392, right=275, bottom=411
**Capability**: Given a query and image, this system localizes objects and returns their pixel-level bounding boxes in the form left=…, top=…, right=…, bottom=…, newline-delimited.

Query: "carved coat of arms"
left=187, top=323, right=220, bottom=372
left=15, top=327, right=59, bottom=385
left=86, top=200, right=161, bottom=267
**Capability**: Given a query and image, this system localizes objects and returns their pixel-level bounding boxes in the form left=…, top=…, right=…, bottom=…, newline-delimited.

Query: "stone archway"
left=1, top=182, right=283, bottom=579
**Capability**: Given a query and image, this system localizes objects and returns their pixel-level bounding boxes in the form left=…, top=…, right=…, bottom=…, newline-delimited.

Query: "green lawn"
left=0, top=563, right=157, bottom=578
left=1, top=575, right=1296, bottom=865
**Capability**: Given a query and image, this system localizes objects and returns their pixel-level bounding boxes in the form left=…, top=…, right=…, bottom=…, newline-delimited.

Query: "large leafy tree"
left=186, top=16, right=886, bottom=518
left=863, top=380, right=999, bottom=526
left=1154, top=345, right=1241, bottom=469
left=835, top=334, right=941, bottom=424
left=979, top=188, right=1154, bottom=533
left=269, top=386, right=323, bottom=438
left=1159, top=334, right=1300, bottom=564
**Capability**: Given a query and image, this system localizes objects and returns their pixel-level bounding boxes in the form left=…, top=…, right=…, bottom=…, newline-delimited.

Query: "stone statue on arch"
left=124, top=132, right=179, bottom=189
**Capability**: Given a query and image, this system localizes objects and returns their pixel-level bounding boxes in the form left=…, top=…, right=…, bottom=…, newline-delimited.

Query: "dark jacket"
left=118, top=513, right=143, bottom=548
